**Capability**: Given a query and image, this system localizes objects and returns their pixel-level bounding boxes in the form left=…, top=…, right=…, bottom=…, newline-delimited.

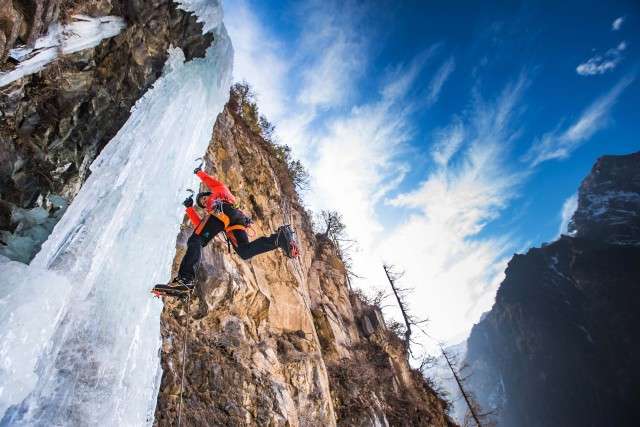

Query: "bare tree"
left=417, top=353, right=451, bottom=406
left=441, top=347, right=483, bottom=426
left=316, top=210, right=359, bottom=285
left=318, top=210, right=346, bottom=241
left=382, top=264, right=494, bottom=426
left=439, top=346, right=497, bottom=427
left=349, top=287, right=391, bottom=311
left=382, top=264, right=428, bottom=355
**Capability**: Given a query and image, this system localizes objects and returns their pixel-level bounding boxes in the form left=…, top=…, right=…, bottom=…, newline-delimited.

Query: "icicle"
left=0, top=16, right=126, bottom=87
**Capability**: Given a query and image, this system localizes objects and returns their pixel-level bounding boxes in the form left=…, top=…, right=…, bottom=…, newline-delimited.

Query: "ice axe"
left=193, top=157, right=204, bottom=174
left=183, top=188, right=195, bottom=208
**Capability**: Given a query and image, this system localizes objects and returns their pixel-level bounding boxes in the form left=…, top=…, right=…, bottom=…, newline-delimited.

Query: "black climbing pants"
left=177, top=215, right=280, bottom=282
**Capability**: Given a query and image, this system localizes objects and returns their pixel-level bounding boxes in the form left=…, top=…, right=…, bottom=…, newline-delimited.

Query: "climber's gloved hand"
left=183, top=196, right=194, bottom=208
left=193, top=165, right=202, bottom=174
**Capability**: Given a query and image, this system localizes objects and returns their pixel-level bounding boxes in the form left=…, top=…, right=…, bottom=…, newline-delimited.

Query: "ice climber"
left=153, top=165, right=298, bottom=296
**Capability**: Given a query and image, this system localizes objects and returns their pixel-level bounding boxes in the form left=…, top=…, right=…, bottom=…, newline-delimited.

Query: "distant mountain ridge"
left=464, top=151, right=640, bottom=427
left=569, top=152, right=640, bottom=245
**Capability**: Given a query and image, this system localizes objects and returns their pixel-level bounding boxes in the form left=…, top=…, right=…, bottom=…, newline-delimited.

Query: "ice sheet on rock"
left=0, top=15, right=125, bottom=87
left=0, top=256, right=73, bottom=418
left=0, top=196, right=68, bottom=263
left=0, top=7, right=232, bottom=426
left=175, top=0, right=223, bottom=34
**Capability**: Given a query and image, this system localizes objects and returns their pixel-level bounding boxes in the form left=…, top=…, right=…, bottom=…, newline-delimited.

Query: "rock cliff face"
left=465, top=152, right=640, bottom=427
left=0, top=0, right=212, bottom=262
left=0, top=0, right=59, bottom=63
left=568, top=152, right=640, bottom=245
left=154, top=92, right=455, bottom=427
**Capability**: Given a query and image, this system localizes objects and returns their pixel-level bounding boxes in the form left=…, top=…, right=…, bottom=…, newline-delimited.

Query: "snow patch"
left=0, top=15, right=125, bottom=87
left=547, top=254, right=571, bottom=284
left=583, top=191, right=640, bottom=218
left=558, top=193, right=578, bottom=237
left=577, top=325, right=595, bottom=344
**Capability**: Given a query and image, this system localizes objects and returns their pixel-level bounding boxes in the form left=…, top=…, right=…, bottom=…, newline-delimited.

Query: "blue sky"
left=224, top=0, right=639, bottom=352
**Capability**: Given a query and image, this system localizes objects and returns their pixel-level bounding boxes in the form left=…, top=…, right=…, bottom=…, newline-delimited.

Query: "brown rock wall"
left=154, top=95, right=454, bottom=427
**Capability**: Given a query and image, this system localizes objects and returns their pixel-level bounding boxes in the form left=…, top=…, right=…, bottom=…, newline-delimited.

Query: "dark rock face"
left=0, top=1, right=60, bottom=64
left=465, top=152, right=640, bottom=427
left=0, top=0, right=213, bottom=261
left=569, top=152, right=640, bottom=245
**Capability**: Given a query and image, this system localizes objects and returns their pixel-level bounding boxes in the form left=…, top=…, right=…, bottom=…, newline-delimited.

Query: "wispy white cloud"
left=309, top=57, right=426, bottom=251
left=226, top=0, right=367, bottom=161
left=558, top=193, right=578, bottom=237
left=378, top=75, right=530, bottom=346
left=295, top=1, right=367, bottom=109
left=576, top=41, right=627, bottom=76
left=226, top=0, right=419, bottom=253
left=382, top=46, right=439, bottom=102
left=426, top=56, right=455, bottom=106
left=612, top=16, right=625, bottom=31
left=431, top=118, right=465, bottom=166
left=225, top=0, right=290, bottom=120
left=524, top=74, right=635, bottom=166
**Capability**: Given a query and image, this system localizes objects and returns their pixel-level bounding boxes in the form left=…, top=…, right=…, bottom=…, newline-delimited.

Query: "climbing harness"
left=220, top=231, right=233, bottom=254
left=177, top=291, right=192, bottom=427
left=201, top=199, right=255, bottom=253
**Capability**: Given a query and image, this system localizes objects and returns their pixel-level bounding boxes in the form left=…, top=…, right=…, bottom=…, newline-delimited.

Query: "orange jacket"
left=196, top=171, right=236, bottom=205
left=186, top=206, right=202, bottom=228
left=185, top=171, right=237, bottom=228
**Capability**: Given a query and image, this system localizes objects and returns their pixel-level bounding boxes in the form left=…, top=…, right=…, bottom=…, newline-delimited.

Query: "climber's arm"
left=196, top=170, right=225, bottom=191
left=186, top=207, right=201, bottom=228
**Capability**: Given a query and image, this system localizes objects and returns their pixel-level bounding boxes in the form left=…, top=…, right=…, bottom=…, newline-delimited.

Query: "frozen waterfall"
left=0, top=1, right=233, bottom=425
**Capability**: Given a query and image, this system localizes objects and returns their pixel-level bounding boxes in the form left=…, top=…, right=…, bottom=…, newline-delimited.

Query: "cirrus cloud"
left=524, top=73, right=636, bottom=166
left=576, top=41, right=627, bottom=76
left=379, top=75, right=530, bottom=347
left=612, top=16, right=625, bottom=31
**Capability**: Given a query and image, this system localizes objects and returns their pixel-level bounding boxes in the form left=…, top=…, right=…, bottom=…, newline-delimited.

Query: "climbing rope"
left=177, top=291, right=192, bottom=427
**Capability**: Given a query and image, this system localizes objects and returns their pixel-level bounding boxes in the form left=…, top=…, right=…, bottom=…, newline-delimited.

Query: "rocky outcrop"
left=568, top=152, right=640, bottom=245
left=154, top=92, right=455, bottom=426
left=0, top=0, right=213, bottom=262
left=464, top=152, right=640, bottom=427
left=0, top=0, right=60, bottom=63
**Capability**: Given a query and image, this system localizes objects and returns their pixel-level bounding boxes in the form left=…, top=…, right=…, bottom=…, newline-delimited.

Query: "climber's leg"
left=177, top=233, right=203, bottom=283
left=231, top=229, right=279, bottom=260
left=177, top=216, right=224, bottom=281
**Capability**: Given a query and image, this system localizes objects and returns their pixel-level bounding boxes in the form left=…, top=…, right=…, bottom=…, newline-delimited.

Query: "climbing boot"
left=275, top=225, right=299, bottom=258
